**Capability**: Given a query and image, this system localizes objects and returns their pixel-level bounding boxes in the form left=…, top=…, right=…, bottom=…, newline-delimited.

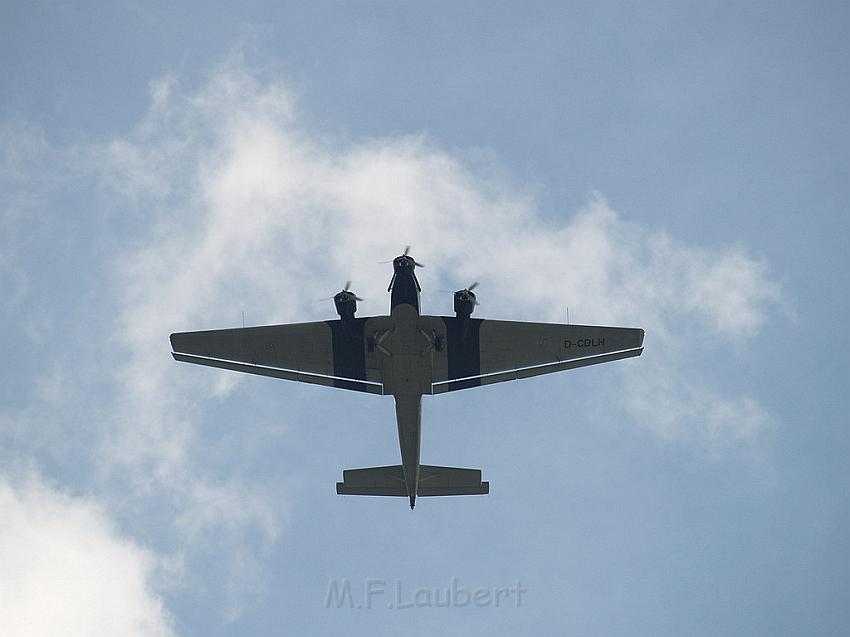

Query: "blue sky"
left=1, top=2, right=848, bottom=636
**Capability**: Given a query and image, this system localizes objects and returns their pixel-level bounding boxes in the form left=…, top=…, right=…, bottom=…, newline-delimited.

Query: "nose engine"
left=453, top=282, right=479, bottom=318
left=386, top=246, right=424, bottom=293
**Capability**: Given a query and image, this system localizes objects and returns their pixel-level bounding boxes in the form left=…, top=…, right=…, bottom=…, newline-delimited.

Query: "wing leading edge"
left=431, top=319, right=644, bottom=394
left=170, top=319, right=384, bottom=394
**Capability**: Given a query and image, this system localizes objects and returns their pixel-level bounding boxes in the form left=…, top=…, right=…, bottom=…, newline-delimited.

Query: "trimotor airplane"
left=170, top=247, right=644, bottom=508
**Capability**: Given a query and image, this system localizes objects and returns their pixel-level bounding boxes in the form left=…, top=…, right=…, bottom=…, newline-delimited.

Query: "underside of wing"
left=170, top=318, right=385, bottom=394
left=430, top=318, right=644, bottom=393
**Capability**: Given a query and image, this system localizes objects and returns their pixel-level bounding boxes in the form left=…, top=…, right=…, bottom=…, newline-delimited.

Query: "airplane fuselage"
left=388, top=256, right=425, bottom=508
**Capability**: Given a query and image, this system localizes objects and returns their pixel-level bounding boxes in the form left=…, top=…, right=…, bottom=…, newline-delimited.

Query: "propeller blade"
left=441, top=282, right=478, bottom=293
left=382, top=247, right=422, bottom=266
left=321, top=281, right=362, bottom=302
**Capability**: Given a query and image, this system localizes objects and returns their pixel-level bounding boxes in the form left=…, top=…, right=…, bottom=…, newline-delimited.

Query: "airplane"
left=170, top=247, right=644, bottom=509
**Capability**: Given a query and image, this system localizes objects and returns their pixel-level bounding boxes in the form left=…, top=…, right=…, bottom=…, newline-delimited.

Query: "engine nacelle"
left=453, top=289, right=477, bottom=318
left=334, top=291, right=358, bottom=319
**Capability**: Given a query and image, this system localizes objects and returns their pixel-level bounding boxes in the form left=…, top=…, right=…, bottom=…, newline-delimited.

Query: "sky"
left=1, top=2, right=848, bottom=636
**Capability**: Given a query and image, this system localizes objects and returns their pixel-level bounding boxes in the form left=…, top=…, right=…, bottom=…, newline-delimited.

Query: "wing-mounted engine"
left=325, top=281, right=363, bottom=320
left=453, top=282, right=479, bottom=318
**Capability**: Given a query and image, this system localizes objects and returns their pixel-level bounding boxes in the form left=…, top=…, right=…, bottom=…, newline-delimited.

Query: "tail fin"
left=336, top=464, right=489, bottom=497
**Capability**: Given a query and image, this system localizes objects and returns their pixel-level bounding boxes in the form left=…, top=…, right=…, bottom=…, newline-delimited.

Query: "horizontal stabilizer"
left=336, top=465, right=407, bottom=497
left=336, top=464, right=489, bottom=497
left=417, top=464, right=489, bottom=496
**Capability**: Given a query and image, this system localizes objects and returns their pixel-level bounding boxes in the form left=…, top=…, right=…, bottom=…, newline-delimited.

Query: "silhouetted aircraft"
left=171, top=247, right=644, bottom=508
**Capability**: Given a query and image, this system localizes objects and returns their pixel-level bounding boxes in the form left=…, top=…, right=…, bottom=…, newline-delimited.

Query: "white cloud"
left=622, top=354, right=769, bottom=446
left=0, top=473, right=174, bottom=637
left=93, top=61, right=783, bottom=465
left=0, top=59, right=786, bottom=624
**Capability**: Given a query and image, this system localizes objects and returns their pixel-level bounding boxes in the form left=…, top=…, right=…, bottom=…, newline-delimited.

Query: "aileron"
left=172, top=352, right=384, bottom=394
left=432, top=346, right=643, bottom=394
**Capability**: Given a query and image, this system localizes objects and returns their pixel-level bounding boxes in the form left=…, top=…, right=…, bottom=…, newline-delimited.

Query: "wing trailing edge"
left=431, top=346, right=643, bottom=394
left=172, top=352, right=384, bottom=395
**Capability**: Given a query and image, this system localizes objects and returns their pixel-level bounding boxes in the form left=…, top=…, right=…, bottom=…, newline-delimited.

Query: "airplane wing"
left=430, top=318, right=644, bottom=394
left=170, top=318, right=385, bottom=394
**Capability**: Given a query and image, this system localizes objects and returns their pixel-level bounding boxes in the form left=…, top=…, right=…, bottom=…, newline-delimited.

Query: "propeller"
left=320, top=281, right=364, bottom=301
left=403, top=246, right=425, bottom=268
left=441, top=281, right=480, bottom=304
left=380, top=245, right=425, bottom=267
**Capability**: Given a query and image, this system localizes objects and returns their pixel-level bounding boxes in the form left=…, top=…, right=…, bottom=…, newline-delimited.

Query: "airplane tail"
left=336, top=464, right=489, bottom=497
